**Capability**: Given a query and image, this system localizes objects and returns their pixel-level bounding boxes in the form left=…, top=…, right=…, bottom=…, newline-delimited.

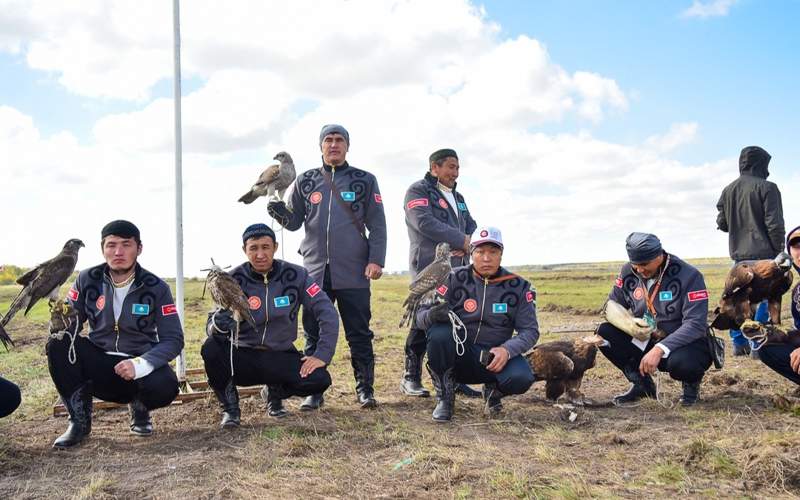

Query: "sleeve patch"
left=406, top=198, right=429, bottom=209
left=374, top=193, right=382, bottom=203
left=68, top=287, right=79, bottom=301
left=687, top=290, right=709, bottom=302
left=526, top=290, right=536, bottom=303
left=614, top=277, right=623, bottom=288
left=306, top=283, right=322, bottom=297
left=436, top=285, right=448, bottom=296
left=161, top=304, right=178, bottom=316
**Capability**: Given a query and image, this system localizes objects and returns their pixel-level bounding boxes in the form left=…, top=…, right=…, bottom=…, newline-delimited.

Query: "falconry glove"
left=267, top=201, right=293, bottom=228
left=427, top=302, right=452, bottom=324
left=207, top=309, right=236, bottom=337
left=603, top=300, right=655, bottom=342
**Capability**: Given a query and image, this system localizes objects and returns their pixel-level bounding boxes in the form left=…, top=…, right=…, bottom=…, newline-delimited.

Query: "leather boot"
left=212, top=380, right=240, bottom=428
left=613, top=365, right=657, bottom=405
left=400, top=352, right=430, bottom=397
left=261, top=385, right=288, bottom=418
left=53, top=384, right=93, bottom=449
left=455, top=383, right=482, bottom=398
left=483, top=383, right=504, bottom=416
left=679, top=381, right=701, bottom=406
left=427, top=363, right=456, bottom=422
left=129, top=399, right=153, bottom=436
left=300, top=393, right=324, bottom=411
left=354, top=360, right=378, bottom=409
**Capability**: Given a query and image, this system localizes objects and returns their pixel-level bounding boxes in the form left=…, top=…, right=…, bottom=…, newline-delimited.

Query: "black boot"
left=212, top=380, right=240, bottom=428
left=53, top=384, right=93, bottom=449
left=129, top=399, right=153, bottom=436
left=300, top=393, right=324, bottom=411
left=261, top=385, right=289, bottom=418
left=354, top=360, right=378, bottom=409
left=400, top=352, right=430, bottom=397
left=455, top=383, right=482, bottom=398
left=483, top=383, right=504, bottom=416
left=613, top=366, right=657, bottom=405
left=679, top=381, right=701, bottom=406
left=427, top=364, right=456, bottom=422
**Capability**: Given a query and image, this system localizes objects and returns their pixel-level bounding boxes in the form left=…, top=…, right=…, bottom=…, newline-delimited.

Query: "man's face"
left=631, top=254, right=665, bottom=279
left=244, top=236, right=277, bottom=273
left=321, top=133, right=348, bottom=166
left=102, top=235, right=141, bottom=273
left=431, top=157, right=459, bottom=188
left=472, top=244, right=502, bottom=277
left=789, top=240, right=800, bottom=268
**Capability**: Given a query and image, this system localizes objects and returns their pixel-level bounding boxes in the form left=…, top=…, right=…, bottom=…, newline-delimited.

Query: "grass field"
left=1, top=258, right=799, bottom=499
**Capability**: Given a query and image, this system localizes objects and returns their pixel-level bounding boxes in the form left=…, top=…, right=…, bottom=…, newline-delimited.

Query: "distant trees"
left=0, top=265, right=26, bottom=285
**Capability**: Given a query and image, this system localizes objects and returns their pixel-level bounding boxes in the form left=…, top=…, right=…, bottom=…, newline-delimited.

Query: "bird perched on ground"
left=202, top=259, right=257, bottom=339
left=710, top=253, right=793, bottom=330
left=399, top=242, right=451, bottom=328
left=238, top=151, right=296, bottom=204
left=525, top=334, right=606, bottom=405
left=0, top=239, right=84, bottom=339
left=740, top=319, right=800, bottom=349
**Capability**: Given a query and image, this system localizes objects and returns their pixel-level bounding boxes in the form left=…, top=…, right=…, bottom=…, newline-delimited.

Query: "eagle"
left=710, top=253, right=793, bottom=330
left=399, top=242, right=451, bottom=328
left=0, top=239, right=84, bottom=343
left=740, top=319, right=800, bottom=350
left=238, top=151, right=296, bottom=204
left=525, top=334, right=606, bottom=405
left=203, top=259, right=257, bottom=338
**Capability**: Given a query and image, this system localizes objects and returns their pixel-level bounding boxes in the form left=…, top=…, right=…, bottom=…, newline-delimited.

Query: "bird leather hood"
left=739, top=146, right=771, bottom=179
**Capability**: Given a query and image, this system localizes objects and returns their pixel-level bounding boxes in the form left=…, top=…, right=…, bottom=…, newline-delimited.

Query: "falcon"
left=710, top=253, right=793, bottom=330
left=525, top=334, right=605, bottom=405
left=238, top=151, right=296, bottom=204
left=399, top=242, right=451, bottom=328
left=1, top=239, right=84, bottom=338
left=203, top=259, right=257, bottom=338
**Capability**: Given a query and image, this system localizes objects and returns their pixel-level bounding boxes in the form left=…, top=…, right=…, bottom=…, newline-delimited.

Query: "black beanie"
left=101, top=220, right=140, bottom=243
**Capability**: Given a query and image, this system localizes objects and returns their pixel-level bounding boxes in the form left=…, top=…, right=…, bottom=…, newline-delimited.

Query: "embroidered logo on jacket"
left=374, top=193, right=382, bottom=203
left=68, top=287, right=79, bottom=301
left=526, top=290, right=536, bottom=303
left=310, top=191, right=323, bottom=204
left=615, top=277, right=623, bottom=288
left=96, top=295, right=106, bottom=311
left=248, top=296, right=261, bottom=310
left=687, top=290, right=709, bottom=302
left=633, top=287, right=645, bottom=300
left=161, top=304, right=178, bottom=316
left=438, top=199, right=448, bottom=209
left=341, top=191, right=356, bottom=202
left=274, top=296, right=291, bottom=308
left=457, top=202, right=466, bottom=211
left=306, top=283, right=322, bottom=297
left=492, top=303, right=508, bottom=314
left=406, top=198, right=428, bottom=209
left=659, top=291, right=673, bottom=301
left=132, top=304, right=150, bottom=315
left=463, top=298, right=478, bottom=313
left=436, top=285, right=448, bottom=296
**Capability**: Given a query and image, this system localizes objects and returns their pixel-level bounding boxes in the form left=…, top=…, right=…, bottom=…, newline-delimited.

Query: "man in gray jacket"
left=268, top=124, right=387, bottom=409
left=716, top=146, right=785, bottom=355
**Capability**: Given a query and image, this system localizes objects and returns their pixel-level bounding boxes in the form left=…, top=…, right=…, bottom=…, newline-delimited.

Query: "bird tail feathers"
left=0, top=290, right=31, bottom=328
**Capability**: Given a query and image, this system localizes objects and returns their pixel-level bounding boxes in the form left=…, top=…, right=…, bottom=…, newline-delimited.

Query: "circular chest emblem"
left=96, top=295, right=106, bottom=311
left=463, top=298, right=478, bottom=313
left=248, top=296, right=262, bottom=310
left=633, top=287, right=645, bottom=300
left=480, top=229, right=488, bottom=237
left=309, top=191, right=323, bottom=204
left=438, top=198, right=448, bottom=209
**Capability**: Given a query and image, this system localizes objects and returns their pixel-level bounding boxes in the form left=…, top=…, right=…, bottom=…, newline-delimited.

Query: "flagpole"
left=172, top=0, right=186, bottom=382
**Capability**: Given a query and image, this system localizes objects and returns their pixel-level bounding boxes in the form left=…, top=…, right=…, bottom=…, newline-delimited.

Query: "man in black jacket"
left=716, top=146, right=785, bottom=355
left=0, top=376, right=21, bottom=418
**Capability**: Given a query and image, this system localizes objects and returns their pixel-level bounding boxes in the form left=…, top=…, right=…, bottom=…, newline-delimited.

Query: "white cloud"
left=681, top=0, right=738, bottom=19
left=645, top=122, right=699, bottom=152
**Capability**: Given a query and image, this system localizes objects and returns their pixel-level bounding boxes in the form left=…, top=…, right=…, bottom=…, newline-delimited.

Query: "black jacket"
left=716, top=146, right=785, bottom=261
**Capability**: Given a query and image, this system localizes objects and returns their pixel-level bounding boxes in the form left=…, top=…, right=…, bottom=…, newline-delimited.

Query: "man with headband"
left=599, top=232, right=712, bottom=406
left=47, top=220, right=184, bottom=448
left=202, top=224, right=339, bottom=428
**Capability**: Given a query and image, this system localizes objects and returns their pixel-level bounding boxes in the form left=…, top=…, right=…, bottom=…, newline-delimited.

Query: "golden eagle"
left=525, top=334, right=605, bottom=405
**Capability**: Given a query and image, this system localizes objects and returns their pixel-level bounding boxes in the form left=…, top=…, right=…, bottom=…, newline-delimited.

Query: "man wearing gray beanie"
left=597, top=232, right=713, bottom=406
left=267, top=124, right=387, bottom=410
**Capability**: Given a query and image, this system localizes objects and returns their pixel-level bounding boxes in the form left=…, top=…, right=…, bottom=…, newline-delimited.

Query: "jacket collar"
left=322, top=160, right=350, bottom=173
left=424, top=171, right=458, bottom=191
left=471, top=265, right=516, bottom=284
left=245, top=260, right=283, bottom=281
left=102, top=262, right=144, bottom=287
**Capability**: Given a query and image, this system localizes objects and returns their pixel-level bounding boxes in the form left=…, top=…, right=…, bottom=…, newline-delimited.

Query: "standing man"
left=202, top=224, right=339, bottom=427
left=599, top=233, right=712, bottom=406
left=268, top=124, right=387, bottom=409
left=401, top=148, right=477, bottom=397
left=47, top=220, right=183, bottom=448
left=716, top=146, right=785, bottom=356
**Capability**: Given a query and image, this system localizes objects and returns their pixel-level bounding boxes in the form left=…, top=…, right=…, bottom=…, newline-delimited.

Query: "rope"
left=746, top=329, right=769, bottom=351
left=50, top=317, right=80, bottom=365
left=230, top=320, right=239, bottom=377
left=448, top=310, right=467, bottom=357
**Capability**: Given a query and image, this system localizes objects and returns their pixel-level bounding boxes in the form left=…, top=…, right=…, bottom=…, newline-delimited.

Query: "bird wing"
left=527, top=346, right=574, bottom=380
left=0, top=322, right=13, bottom=350
left=210, top=273, right=256, bottom=329
left=723, top=264, right=754, bottom=297
left=24, top=252, right=79, bottom=315
left=408, top=261, right=450, bottom=296
left=16, top=264, right=44, bottom=286
left=257, top=164, right=281, bottom=186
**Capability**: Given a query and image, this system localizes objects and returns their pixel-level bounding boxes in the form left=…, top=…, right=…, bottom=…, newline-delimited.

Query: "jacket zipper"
left=473, top=277, right=488, bottom=343
left=260, top=273, right=269, bottom=345
left=109, top=278, right=142, bottom=352
left=325, top=166, right=336, bottom=264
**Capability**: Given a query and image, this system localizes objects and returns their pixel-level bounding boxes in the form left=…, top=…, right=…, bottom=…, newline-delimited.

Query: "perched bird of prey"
left=525, top=334, right=606, bottom=405
left=0, top=316, right=12, bottom=350
left=740, top=319, right=800, bottom=350
left=0, top=239, right=84, bottom=336
left=238, top=151, right=296, bottom=204
left=48, top=300, right=79, bottom=337
left=399, top=242, right=451, bottom=328
left=710, top=253, right=793, bottom=330
left=203, top=259, right=257, bottom=337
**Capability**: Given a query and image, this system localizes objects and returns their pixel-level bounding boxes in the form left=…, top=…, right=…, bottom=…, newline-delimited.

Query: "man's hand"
left=267, top=200, right=292, bottom=226
left=427, top=302, right=451, bottom=324
left=790, top=347, right=800, bottom=374
left=486, top=347, right=510, bottom=373
left=364, top=263, right=383, bottom=280
left=630, top=318, right=654, bottom=341
left=114, top=359, right=136, bottom=381
left=639, top=346, right=663, bottom=376
left=300, top=356, right=326, bottom=378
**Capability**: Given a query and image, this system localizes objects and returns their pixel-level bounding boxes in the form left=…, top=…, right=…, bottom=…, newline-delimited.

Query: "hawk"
left=710, top=253, right=793, bottom=330
left=203, top=259, right=257, bottom=337
left=1, top=239, right=84, bottom=341
left=399, top=242, right=451, bottom=328
left=238, top=151, right=296, bottom=204
left=525, top=334, right=606, bottom=405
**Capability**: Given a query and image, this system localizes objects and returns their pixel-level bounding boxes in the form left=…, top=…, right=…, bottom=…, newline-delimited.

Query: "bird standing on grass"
left=238, top=151, right=296, bottom=204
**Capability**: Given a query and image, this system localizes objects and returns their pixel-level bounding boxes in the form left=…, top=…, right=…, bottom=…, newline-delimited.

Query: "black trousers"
left=303, top=266, right=374, bottom=371
left=758, top=344, right=800, bottom=385
left=201, top=335, right=331, bottom=397
left=597, top=322, right=712, bottom=384
left=46, top=334, right=179, bottom=410
left=426, top=323, right=535, bottom=395
left=405, top=327, right=426, bottom=359
left=0, top=376, right=21, bottom=418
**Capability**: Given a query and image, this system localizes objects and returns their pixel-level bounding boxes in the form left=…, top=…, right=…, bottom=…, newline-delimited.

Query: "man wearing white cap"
left=416, top=226, right=539, bottom=422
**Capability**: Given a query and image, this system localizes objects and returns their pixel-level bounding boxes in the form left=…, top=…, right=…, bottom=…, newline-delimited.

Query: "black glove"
left=267, top=200, right=292, bottom=227
left=427, top=302, right=451, bottom=324
left=207, top=309, right=235, bottom=336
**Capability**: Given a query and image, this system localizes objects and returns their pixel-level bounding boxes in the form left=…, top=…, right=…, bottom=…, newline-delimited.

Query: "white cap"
left=471, top=226, right=503, bottom=251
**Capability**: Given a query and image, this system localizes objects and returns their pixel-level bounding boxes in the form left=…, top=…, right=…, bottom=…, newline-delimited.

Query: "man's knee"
left=426, top=323, right=453, bottom=346
left=138, top=367, right=179, bottom=409
left=597, top=322, right=623, bottom=341
left=200, top=335, right=224, bottom=362
left=666, top=353, right=708, bottom=382
left=498, top=359, right=535, bottom=395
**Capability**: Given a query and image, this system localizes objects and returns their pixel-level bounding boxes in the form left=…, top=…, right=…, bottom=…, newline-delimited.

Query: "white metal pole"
left=172, top=0, right=186, bottom=382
